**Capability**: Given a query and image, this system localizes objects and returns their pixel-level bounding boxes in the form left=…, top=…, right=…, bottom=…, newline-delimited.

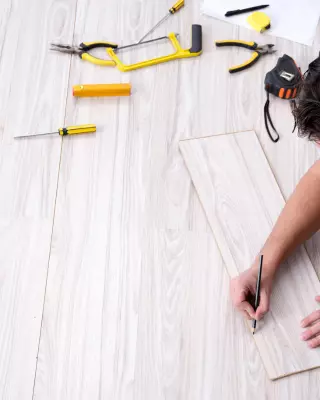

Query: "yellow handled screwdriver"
left=15, top=124, right=96, bottom=139
left=138, top=0, right=184, bottom=43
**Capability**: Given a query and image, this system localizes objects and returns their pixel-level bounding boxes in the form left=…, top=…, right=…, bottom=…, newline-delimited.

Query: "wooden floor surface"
left=1, top=0, right=320, bottom=398
left=180, top=131, right=320, bottom=380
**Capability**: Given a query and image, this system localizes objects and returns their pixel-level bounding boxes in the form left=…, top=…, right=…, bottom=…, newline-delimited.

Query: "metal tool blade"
left=115, top=34, right=179, bottom=52
left=14, top=131, right=57, bottom=139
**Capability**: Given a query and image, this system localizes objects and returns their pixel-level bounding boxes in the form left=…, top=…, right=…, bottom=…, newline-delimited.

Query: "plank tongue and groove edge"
left=179, top=130, right=320, bottom=380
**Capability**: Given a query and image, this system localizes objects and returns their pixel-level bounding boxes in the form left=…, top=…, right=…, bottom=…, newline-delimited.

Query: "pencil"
left=225, top=5, right=269, bottom=17
left=252, top=254, right=263, bottom=335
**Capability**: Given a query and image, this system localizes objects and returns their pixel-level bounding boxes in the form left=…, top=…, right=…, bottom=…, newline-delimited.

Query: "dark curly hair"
left=293, top=56, right=320, bottom=142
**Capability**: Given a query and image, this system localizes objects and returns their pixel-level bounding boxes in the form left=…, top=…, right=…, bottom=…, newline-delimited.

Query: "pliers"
left=50, top=41, right=118, bottom=67
left=215, top=40, right=276, bottom=73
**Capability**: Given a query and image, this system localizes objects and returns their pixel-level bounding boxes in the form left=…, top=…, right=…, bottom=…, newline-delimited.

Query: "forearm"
left=259, top=160, right=320, bottom=274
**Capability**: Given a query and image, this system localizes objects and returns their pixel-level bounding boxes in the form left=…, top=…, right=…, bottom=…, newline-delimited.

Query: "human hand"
left=230, top=265, right=275, bottom=320
left=301, top=296, right=320, bottom=348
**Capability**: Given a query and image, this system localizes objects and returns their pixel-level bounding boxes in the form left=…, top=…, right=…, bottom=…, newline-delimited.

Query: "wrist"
left=258, top=235, right=285, bottom=276
left=251, top=254, right=278, bottom=278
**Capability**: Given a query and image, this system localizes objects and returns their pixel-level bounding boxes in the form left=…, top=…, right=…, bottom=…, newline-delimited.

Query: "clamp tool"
left=215, top=40, right=276, bottom=73
left=51, top=24, right=202, bottom=72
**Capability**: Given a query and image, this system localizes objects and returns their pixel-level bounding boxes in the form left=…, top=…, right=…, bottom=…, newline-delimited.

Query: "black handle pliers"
left=215, top=40, right=276, bottom=73
left=50, top=41, right=118, bottom=66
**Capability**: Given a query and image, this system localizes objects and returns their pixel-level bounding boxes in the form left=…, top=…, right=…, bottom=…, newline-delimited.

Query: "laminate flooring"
left=1, top=0, right=320, bottom=398
left=179, top=130, right=320, bottom=380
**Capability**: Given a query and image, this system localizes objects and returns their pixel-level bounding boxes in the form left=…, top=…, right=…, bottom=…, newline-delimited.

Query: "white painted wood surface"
left=0, top=0, right=77, bottom=398
left=0, top=0, right=320, bottom=397
left=180, top=131, right=320, bottom=380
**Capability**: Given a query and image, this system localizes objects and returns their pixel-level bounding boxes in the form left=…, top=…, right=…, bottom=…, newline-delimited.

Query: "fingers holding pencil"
left=252, top=255, right=263, bottom=335
left=255, top=290, right=270, bottom=320
left=230, top=255, right=275, bottom=331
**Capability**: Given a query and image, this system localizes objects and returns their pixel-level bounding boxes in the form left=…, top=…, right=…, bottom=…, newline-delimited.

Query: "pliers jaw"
left=257, top=44, right=277, bottom=55
left=50, top=43, right=83, bottom=54
left=50, top=43, right=82, bottom=55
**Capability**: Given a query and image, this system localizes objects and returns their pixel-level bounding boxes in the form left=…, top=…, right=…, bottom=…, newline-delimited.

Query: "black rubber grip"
left=80, top=42, right=118, bottom=50
left=215, top=41, right=258, bottom=50
left=189, top=24, right=202, bottom=54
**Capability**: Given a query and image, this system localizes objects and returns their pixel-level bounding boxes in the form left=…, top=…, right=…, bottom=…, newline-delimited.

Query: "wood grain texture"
left=180, top=131, right=320, bottom=380
left=33, top=0, right=228, bottom=396
left=0, top=0, right=77, bottom=397
left=1, top=0, right=319, bottom=397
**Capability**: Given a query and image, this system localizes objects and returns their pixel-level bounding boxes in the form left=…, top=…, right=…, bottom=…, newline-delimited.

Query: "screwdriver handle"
left=58, top=124, right=96, bottom=135
left=169, top=0, right=184, bottom=13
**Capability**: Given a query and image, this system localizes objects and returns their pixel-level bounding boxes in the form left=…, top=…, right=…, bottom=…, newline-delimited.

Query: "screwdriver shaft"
left=15, top=131, right=57, bottom=139
left=138, top=0, right=184, bottom=43
left=138, top=14, right=170, bottom=44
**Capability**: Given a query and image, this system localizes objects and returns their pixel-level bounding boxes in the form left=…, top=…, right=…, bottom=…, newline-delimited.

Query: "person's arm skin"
left=230, top=159, right=320, bottom=348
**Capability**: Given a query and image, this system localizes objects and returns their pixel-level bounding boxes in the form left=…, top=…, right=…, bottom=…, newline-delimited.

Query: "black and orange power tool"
left=264, top=54, right=302, bottom=142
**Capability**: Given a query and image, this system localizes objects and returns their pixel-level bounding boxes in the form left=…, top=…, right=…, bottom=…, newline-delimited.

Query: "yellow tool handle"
left=58, top=124, right=96, bottom=136
left=81, top=53, right=116, bottom=67
left=169, top=0, right=184, bottom=13
left=73, top=83, right=131, bottom=97
left=229, top=51, right=261, bottom=73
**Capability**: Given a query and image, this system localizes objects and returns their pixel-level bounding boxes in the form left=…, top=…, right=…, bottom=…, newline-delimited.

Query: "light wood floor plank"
left=135, top=229, right=270, bottom=400
left=0, top=0, right=77, bottom=397
left=25, top=0, right=320, bottom=397
left=32, top=0, right=237, bottom=396
left=180, top=130, right=320, bottom=380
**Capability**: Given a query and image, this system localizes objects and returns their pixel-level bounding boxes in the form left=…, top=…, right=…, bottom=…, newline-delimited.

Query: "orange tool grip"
left=73, top=83, right=131, bottom=97
left=285, top=89, right=292, bottom=99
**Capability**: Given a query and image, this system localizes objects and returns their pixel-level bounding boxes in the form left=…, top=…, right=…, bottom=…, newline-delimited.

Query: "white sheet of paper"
left=202, top=0, right=320, bottom=46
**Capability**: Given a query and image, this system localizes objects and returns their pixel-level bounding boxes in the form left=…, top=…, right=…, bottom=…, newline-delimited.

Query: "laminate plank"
left=0, top=0, right=77, bottom=397
left=28, top=0, right=320, bottom=396
left=179, top=130, right=320, bottom=380
left=134, top=229, right=270, bottom=400
left=32, top=0, right=147, bottom=396
left=32, top=0, right=239, bottom=397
